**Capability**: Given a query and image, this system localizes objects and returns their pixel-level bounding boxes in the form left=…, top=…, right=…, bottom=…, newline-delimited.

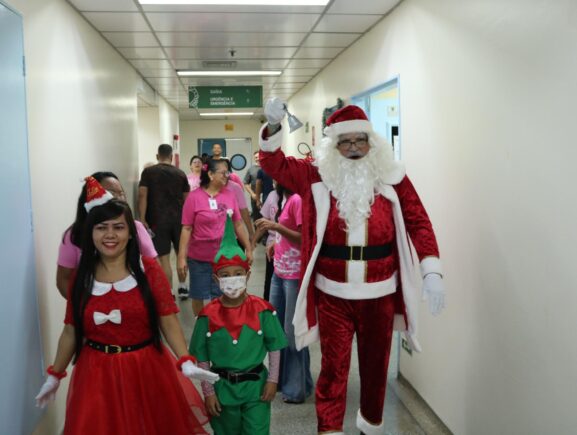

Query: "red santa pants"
left=315, top=290, right=396, bottom=433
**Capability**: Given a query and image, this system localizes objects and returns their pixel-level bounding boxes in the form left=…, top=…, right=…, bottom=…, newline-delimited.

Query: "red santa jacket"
left=259, top=126, right=442, bottom=352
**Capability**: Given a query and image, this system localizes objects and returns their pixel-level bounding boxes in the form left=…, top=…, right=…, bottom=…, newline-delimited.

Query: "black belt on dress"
left=319, top=243, right=394, bottom=261
left=86, top=338, right=153, bottom=354
left=211, top=363, right=264, bottom=384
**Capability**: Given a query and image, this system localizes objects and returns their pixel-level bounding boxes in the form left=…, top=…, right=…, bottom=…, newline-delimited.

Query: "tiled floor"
left=175, top=246, right=452, bottom=435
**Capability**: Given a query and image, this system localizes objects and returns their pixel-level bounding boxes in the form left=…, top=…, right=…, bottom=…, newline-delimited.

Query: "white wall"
left=6, top=0, right=143, bottom=432
left=179, top=118, right=262, bottom=166
left=287, top=0, right=577, bottom=433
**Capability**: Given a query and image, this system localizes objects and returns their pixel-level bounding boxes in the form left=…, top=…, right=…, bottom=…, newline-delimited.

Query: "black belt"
left=211, top=364, right=264, bottom=384
left=319, top=243, right=394, bottom=261
left=86, top=338, right=153, bottom=354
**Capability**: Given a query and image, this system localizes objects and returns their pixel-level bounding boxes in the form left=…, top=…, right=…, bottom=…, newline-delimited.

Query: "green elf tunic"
left=190, top=294, right=287, bottom=435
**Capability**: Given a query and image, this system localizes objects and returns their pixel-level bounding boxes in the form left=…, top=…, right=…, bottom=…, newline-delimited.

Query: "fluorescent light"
left=140, top=1, right=329, bottom=5
left=177, top=70, right=281, bottom=77
left=199, top=112, right=254, bottom=116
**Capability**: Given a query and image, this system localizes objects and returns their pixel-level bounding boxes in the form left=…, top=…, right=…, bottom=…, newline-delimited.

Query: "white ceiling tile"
left=82, top=12, right=150, bottom=32
left=102, top=32, right=159, bottom=47
left=146, top=12, right=319, bottom=33
left=165, top=46, right=297, bottom=60
left=302, top=32, right=360, bottom=47
left=130, top=59, right=174, bottom=69
left=276, top=75, right=311, bottom=83
left=156, top=32, right=307, bottom=47
left=314, top=14, right=381, bottom=33
left=286, top=58, right=331, bottom=68
left=67, top=0, right=138, bottom=12
left=327, top=0, right=400, bottom=15
left=293, top=46, right=344, bottom=58
left=118, top=47, right=167, bottom=59
left=281, top=68, right=320, bottom=76
left=146, top=77, right=182, bottom=86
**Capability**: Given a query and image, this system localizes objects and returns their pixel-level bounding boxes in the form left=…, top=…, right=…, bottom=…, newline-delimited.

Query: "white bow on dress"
left=93, top=309, right=122, bottom=325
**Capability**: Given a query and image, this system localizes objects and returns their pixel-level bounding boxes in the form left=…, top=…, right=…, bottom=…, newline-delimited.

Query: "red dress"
left=63, top=258, right=208, bottom=435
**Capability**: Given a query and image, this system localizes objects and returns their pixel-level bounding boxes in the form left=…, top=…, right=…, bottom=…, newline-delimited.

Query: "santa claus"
left=259, top=98, right=445, bottom=435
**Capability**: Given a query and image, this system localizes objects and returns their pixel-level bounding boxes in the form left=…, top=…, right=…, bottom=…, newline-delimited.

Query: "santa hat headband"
left=213, top=214, right=249, bottom=273
left=84, top=176, right=113, bottom=212
left=323, top=105, right=373, bottom=137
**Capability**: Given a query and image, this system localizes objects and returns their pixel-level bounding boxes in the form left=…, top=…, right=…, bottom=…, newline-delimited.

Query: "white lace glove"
left=264, top=97, right=286, bottom=125
left=181, top=360, right=220, bottom=384
left=422, top=273, right=446, bottom=316
left=35, top=375, right=60, bottom=408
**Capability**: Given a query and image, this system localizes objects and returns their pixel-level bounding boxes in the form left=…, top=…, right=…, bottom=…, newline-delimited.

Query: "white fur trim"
left=324, top=119, right=373, bottom=137
left=84, top=190, right=114, bottom=212
left=347, top=260, right=365, bottom=284
left=259, top=123, right=282, bottom=152
left=356, top=410, right=385, bottom=435
left=315, top=272, right=397, bottom=300
left=292, top=182, right=330, bottom=351
left=420, top=256, right=443, bottom=277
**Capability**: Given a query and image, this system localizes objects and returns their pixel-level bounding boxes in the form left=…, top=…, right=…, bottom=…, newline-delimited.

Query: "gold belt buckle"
left=349, top=245, right=364, bottom=261
left=105, top=344, right=122, bottom=354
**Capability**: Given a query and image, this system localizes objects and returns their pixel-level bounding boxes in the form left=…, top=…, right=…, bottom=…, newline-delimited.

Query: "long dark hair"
left=70, top=200, right=161, bottom=362
left=199, top=158, right=228, bottom=188
left=274, top=183, right=293, bottom=223
left=68, top=171, right=119, bottom=247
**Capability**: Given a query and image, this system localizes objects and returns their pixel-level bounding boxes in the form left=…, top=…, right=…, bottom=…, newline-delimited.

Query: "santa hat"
left=84, top=176, right=113, bottom=212
left=212, top=214, right=249, bottom=273
left=323, top=105, right=373, bottom=137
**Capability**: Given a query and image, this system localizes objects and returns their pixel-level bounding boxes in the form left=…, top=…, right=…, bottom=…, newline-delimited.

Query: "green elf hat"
left=212, top=212, right=249, bottom=273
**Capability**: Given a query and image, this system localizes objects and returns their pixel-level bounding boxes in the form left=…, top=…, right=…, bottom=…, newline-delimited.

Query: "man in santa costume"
left=258, top=98, right=446, bottom=435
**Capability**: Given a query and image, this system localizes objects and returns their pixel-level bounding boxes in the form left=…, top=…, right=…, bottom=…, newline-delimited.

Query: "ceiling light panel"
left=178, top=70, right=281, bottom=76
left=81, top=12, right=150, bottom=32
left=165, top=46, right=298, bottom=60
left=145, top=12, right=320, bottom=33
left=314, top=14, right=381, bottom=33
left=199, top=112, right=255, bottom=117
left=156, top=32, right=308, bottom=47
left=173, top=59, right=289, bottom=69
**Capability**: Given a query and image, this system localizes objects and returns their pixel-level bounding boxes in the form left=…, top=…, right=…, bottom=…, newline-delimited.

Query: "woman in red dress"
left=35, top=180, right=217, bottom=434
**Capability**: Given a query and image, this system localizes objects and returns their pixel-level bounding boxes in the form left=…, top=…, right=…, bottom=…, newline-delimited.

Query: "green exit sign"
left=189, top=86, right=263, bottom=109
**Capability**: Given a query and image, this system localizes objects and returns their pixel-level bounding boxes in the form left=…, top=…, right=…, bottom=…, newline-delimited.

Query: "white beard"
left=314, top=133, right=397, bottom=230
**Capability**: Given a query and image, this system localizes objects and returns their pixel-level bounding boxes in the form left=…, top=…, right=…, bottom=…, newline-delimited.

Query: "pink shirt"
left=273, top=194, right=302, bottom=280
left=260, top=190, right=280, bottom=246
left=187, top=173, right=201, bottom=191
left=226, top=181, right=247, bottom=210
left=229, top=172, right=243, bottom=188
left=57, top=220, right=157, bottom=268
left=181, top=187, right=241, bottom=262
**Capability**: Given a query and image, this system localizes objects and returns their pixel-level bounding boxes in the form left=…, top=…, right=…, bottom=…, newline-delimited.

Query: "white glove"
left=422, top=273, right=445, bottom=316
left=264, top=97, right=286, bottom=125
left=35, top=375, right=60, bottom=408
left=181, top=360, right=220, bottom=384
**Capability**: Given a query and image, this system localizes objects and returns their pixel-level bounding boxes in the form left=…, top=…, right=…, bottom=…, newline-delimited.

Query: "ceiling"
left=67, top=0, right=402, bottom=120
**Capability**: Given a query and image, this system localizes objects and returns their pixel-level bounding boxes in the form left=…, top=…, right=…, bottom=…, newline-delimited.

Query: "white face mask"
left=218, top=276, right=247, bottom=299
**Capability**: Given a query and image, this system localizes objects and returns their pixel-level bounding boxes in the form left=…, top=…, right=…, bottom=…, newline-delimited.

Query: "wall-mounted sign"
left=189, top=86, right=263, bottom=109
left=225, top=124, right=234, bottom=131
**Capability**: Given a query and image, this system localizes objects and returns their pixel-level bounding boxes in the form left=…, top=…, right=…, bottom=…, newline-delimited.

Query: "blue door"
left=0, top=2, right=44, bottom=432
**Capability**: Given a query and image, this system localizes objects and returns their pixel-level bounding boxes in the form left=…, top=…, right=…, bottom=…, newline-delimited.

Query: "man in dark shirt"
left=243, top=151, right=261, bottom=220
left=255, top=167, right=274, bottom=209
left=138, top=144, right=190, bottom=297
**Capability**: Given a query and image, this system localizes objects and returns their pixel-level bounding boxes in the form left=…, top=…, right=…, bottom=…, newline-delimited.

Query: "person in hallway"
left=244, top=151, right=262, bottom=221
left=35, top=178, right=218, bottom=434
left=138, top=144, right=190, bottom=299
left=251, top=181, right=279, bottom=301
left=255, top=185, right=313, bottom=404
left=211, top=142, right=224, bottom=160
left=255, top=166, right=274, bottom=210
left=56, top=171, right=157, bottom=298
left=259, top=99, right=446, bottom=435
left=225, top=166, right=255, bottom=242
left=189, top=215, right=287, bottom=435
left=177, top=158, right=253, bottom=316
left=188, top=155, right=203, bottom=191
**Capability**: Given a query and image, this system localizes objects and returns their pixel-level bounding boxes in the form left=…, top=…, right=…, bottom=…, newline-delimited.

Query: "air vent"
left=202, top=61, right=237, bottom=69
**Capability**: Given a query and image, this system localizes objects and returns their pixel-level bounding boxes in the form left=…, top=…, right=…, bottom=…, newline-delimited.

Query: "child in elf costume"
left=189, top=214, right=288, bottom=435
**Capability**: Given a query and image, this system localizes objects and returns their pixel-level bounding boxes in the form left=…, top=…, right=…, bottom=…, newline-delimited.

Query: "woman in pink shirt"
left=255, top=185, right=313, bottom=404
left=187, top=155, right=202, bottom=191
left=56, top=172, right=157, bottom=297
left=177, top=159, right=252, bottom=316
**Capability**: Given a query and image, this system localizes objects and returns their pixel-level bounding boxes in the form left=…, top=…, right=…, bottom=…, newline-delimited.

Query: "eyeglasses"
left=336, top=137, right=369, bottom=149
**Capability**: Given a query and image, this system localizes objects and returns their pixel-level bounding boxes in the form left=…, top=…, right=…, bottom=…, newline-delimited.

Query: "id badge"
left=208, top=198, right=218, bottom=210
